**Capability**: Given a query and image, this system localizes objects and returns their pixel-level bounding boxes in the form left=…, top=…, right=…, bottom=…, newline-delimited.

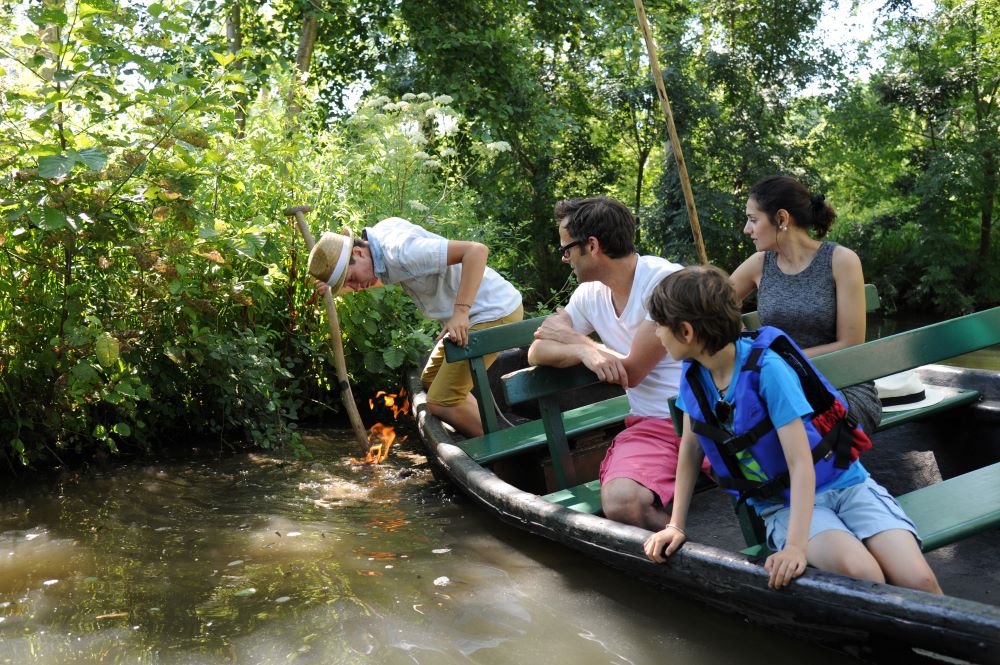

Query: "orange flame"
left=369, top=389, right=410, bottom=418
left=352, top=389, right=410, bottom=465
left=354, top=423, right=396, bottom=464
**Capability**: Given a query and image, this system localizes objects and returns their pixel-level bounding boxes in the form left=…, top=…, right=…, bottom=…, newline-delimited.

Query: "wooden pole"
left=633, top=0, right=709, bottom=265
left=284, top=205, right=371, bottom=453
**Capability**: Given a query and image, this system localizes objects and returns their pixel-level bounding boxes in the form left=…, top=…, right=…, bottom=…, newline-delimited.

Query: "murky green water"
left=0, top=431, right=859, bottom=665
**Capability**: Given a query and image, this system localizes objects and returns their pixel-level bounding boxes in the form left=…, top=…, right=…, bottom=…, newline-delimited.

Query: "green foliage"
left=0, top=0, right=996, bottom=474
left=810, top=0, right=998, bottom=313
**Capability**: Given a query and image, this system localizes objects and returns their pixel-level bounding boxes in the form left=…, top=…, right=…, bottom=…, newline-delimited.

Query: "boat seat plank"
left=812, top=306, right=1000, bottom=388
left=443, top=316, right=549, bottom=434
left=459, top=394, right=631, bottom=464
left=544, top=479, right=602, bottom=513
left=898, top=462, right=1000, bottom=552
left=542, top=473, right=718, bottom=514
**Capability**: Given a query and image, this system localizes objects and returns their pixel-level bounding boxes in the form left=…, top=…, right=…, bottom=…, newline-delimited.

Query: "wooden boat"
left=405, top=307, right=1000, bottom=664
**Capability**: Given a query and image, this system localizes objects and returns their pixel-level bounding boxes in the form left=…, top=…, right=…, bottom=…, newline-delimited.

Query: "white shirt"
left=366, top=218, right=521, bottom=325
left=563, top=254, right=683, bottom=418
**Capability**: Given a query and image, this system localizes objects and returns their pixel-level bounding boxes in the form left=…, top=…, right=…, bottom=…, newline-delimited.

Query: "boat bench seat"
left=543, top=472, right=717, bottom=514
left=444, top=316, right=550, bottom=435
left=899, top=462, right=1000, bottom=552
left=458, top=395, right=630, bottom=464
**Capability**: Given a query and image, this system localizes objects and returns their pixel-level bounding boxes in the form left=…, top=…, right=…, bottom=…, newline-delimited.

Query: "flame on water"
left=353, top=389, right=410, bottom=465
left=369, top=389, right=410, bottom=418
left=354, top=423, right=397, bottom=464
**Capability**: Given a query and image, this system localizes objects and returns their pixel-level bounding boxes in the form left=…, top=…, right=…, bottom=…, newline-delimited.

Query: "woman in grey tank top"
left=730, top=176, right=881, bottom=434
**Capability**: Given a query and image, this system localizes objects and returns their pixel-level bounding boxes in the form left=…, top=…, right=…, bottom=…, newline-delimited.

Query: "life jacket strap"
left=720, top=434, right=839, bottom=507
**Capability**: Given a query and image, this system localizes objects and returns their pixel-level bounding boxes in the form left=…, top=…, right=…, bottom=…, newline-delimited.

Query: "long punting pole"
left=285, top=205, right=370, bottom=453
left=633, top=0, right=708, bottom=265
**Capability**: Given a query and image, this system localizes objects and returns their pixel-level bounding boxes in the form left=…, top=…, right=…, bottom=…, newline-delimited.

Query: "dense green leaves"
left=0, top=0, right=995, bottom=474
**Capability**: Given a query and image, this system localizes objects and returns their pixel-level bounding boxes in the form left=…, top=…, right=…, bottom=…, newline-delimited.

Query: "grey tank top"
left=757, top=242, right=838, bottom=349
left=757, top=242, right=883, bottom=434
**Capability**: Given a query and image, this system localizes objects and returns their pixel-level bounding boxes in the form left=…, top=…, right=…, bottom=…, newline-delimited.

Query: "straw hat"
left=875, top=371, right=946, bottom=412
left=308, top=228, right=355, bottom=293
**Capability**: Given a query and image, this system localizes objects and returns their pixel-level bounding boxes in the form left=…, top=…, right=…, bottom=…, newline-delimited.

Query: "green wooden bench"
left=443, top=316, right=548, bottom=434
left=900, top=462, right=1000, bottom=552
left=443, top=316, right=629, bottom=470
left=502, top=364, right=633, bottom=489
left=813, top=306, right=1000, bottom=431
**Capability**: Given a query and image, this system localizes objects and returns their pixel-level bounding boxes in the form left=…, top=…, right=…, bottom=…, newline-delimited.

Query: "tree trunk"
left=296, top=17, right=319, bottom=76
left=287, top=16, right=319, bottom=122
left=635, top=146, right=652, bottom=246
left=979, top=147, right=995, bottom=260
left=226, top=1, right=245, bottom=136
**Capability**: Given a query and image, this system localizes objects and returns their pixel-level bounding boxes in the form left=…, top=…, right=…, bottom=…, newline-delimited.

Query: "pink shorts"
left=599, top=415, right=712, bottom=507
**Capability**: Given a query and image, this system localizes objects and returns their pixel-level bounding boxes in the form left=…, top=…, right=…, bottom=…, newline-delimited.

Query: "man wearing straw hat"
left=309, top=217, right=523, bottom=438
left=527, top=196, right=709, bottom=531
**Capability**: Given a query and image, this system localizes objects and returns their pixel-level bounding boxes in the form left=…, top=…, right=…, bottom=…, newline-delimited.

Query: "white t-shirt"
left=366, top=218, right=522, bottom=325
left=563, top=254, right=683, bottom=418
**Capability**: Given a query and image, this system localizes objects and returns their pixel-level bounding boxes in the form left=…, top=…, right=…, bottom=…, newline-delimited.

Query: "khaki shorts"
left=421, top=304, right=524, bottom=407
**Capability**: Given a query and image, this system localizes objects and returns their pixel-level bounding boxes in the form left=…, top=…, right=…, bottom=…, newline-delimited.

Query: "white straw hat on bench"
left=875, top=371, right=946, bottom=412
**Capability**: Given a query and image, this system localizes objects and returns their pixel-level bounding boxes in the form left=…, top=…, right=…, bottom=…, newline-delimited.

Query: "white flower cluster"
left=486, top=141, right=511, bottom=153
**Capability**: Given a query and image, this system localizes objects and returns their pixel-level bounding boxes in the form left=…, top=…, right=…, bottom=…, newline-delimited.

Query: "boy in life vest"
left=641, top=265, right=941, bottom=593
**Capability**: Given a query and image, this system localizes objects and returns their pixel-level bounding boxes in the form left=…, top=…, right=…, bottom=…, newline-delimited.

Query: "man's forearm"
left=527, top=339, right=588, bottom=368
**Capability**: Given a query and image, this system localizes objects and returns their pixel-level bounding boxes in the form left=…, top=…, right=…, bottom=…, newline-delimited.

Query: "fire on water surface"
left=352, top=389, right=410, bottom=465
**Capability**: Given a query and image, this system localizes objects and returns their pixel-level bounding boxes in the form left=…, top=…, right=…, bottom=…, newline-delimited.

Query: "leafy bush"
left=0, top=4, right=510, bottom=472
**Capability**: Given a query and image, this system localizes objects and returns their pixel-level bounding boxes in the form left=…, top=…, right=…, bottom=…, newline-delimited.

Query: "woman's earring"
left=780, top=225, right=787, bottom=231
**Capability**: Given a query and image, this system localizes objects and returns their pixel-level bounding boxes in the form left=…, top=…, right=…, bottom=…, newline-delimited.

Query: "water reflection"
left=0, top=432, right=858, bottom=664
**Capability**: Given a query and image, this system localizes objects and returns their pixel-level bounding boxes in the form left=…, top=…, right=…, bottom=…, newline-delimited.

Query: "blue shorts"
left=759, top=477, right=920, bottom=552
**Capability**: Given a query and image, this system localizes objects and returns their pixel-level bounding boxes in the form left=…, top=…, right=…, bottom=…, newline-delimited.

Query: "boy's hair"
left=647, top=265, right=742, bottom=355
left=553, top=196, right=635, bottom=258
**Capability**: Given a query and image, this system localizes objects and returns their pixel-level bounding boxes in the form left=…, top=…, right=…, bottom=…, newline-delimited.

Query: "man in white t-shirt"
left=309, top=218, right=523, bottom=437
left=527, top=197, right=708, bottom=531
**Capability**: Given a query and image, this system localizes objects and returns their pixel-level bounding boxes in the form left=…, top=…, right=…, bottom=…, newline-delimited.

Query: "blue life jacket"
left=681, top=327, right=872, bottom=506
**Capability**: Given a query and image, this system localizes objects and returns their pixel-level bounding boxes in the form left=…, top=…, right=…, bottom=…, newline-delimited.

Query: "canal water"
left=1, top=430, right=860, bottom=665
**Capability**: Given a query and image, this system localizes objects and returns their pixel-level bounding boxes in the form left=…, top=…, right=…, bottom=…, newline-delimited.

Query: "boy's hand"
left=315, top=279, right=330, bottom=296
left=440, top=310, right=471, bottom=347
left=643, top=526, right=686, bottom=563
left=764, top=544, right=807, bottom=589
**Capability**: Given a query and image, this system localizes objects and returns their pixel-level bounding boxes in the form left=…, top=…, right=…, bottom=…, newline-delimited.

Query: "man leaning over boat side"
left=309, top=217, right=523, bottom=438
left=526, top=196, right=711, bottom=531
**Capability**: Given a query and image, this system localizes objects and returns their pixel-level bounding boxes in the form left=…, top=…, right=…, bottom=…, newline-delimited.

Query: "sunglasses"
left=715, top=399, right=733, bottom=422
left=558, top=239, right=585, bottom=258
